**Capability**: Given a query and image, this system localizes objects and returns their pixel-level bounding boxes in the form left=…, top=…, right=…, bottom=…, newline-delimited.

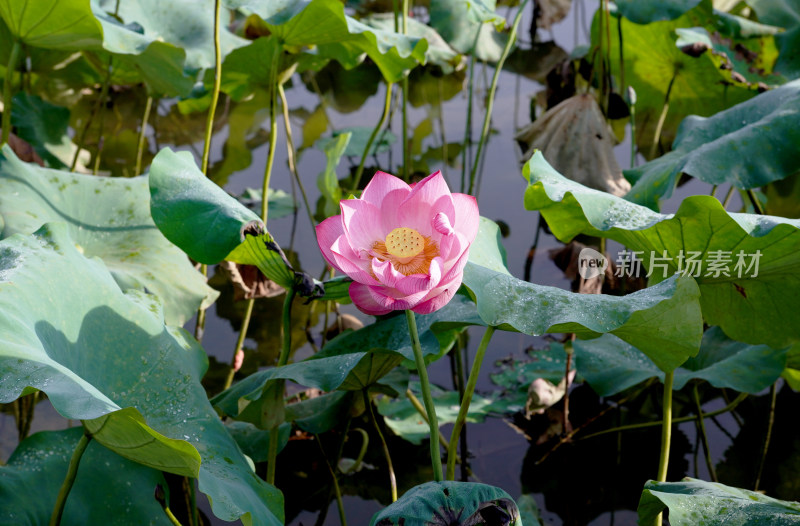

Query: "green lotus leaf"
left=591, top=4, right=756, bottom=158
left=638, top=478, right=800, bottom=526
left=90, top=5, right=194, bottom=97
left=93, top=0, right=248, bottom=71
left=148, top=147, right=263, bottom=264
left=212, top=294, right=483, bottom=423
left=463, top=218, right=703, bottom=372
left=0, top=428, right=170, bottom=525
left=574, top=327, right=789, bottom=394
left=83, top=407, right=200, bottom=477
left=626, top=79, right=800, bottom=210
left=0, top=223, right=283, bottom=526
left=227, top=0, right=427, bottom=82
left=0, top=146, right=217, bottom=326
left=783, top=343, right=800, bottom=390
left=226, top=421, right=292, bottom=463
left=148, top=147, right=296, bottom=291
left=614, top=0, right=702, bottom=24
left=224, top=233, right=296, bottom=290
left=212, top=35, right=282, bottom=102
left=316, top=275, right=354, bottom=303
left=10, top=92, right=80, bottom=168
left=212, top=351, right=404, bottom=428
left=315, top=132, right=350, bottom=220
left=377, top=381, right=496, bottom=445
left=370, top=481, right=522, bottom=526
left=0, top=0, right=103, bottom=49
left=238, top=187, right=296, bottom=221
left=750, top=0, right=800, bottom=80
left=329, top=126, right=397, bottom=157
left=524, top=151, right=800, bottom=349
left=362, top=14, right=462, bottom=74
left=285, top=390, right=354, bottom=434
left=429, top=0, right=508, bottom=62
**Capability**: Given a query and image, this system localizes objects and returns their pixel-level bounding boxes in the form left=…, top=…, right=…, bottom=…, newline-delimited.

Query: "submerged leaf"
left=10, top=93, right=81, bottom=168
left=377, top=381, right=496, bottom=445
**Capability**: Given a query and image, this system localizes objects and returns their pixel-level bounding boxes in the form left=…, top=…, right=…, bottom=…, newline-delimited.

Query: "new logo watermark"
left=577, top=248, right=762, bottom=280
left=578, top=248, right=608, bottom=279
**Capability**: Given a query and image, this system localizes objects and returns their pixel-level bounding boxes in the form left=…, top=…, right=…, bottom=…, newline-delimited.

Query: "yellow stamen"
left=372, top=228, right=439, bottom=276
left=385, top=227, right=425, bottom=264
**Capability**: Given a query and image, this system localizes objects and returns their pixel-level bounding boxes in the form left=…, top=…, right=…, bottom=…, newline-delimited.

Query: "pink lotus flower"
left=316, top=171, right=479, bottom=315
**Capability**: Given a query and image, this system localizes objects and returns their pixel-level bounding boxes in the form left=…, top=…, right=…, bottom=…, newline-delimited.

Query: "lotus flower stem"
left=363, top=389, right=398, bottom=502
left=262, top=43, right=282, bottom=223
left=201, top=0, right=223, bottom=175
left=654, top=370, right=674, bottom=526
left=1, top=40, right=20, bottom=146
left=648, top=71, right=677, bottom=160
left=747, top=189, right=765, bottom=215
left=400, top=0, right=410, bottom=182
left=194, top=0, right=224, bottom=343
left=446, top=326, right=495, bottom=480
left=460, top=28, right=481, bottom=193
left=50, top=432, right=92, bottom=526
left=406, top=310, right=444, bottom=481
left=579, top=392, right=748, bottom=441
left=468, top=0, right=529, bottom=195
left=352, top=82, right=394, bottom=192
left=656, top=370, right=674, bottom=482
left=722, top=185, right=736, bottom=209
left=186, top=477, right=198, bottom=526
left=561, top=339, right=574, bottom=435
left=267, top=288, right=297, bottom=484
left=343, top=428, right=370, bottom=474
left=134, top=96, right=154, bottom=177
left=692, top=384, right=717, bottom=481
left=222, top=297, right=255, bottom=391
left=316, top=435, right=348, bottom=526
left=278, top=83, right=315, bottom=233
left=754, top=382, right=777, bottom=491
left=406, top=389, right=452, bottom=451
left=617, top=12, right=625, bottom=93
left=70, top=57, right=112, bottom=172
left=163, top=505, right=183, bottom=526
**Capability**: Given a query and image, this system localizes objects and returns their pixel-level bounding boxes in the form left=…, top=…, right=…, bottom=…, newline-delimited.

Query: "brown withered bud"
left=731, top=71, right=747, bottom=84
left=680, top=42, right=709, bottom=58
left=154, top=484, right=167, bottom=508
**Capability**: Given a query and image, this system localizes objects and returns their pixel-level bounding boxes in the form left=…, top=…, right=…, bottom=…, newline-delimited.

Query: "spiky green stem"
left=50, top=432, right=91, bottom=526
left=468, top=0, right=529, bottom=195
left=446, top=326, right=495, bottom=480
left=405, top=310, right=443, bottom=481
left=1, top=41, right=21, bottom=146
